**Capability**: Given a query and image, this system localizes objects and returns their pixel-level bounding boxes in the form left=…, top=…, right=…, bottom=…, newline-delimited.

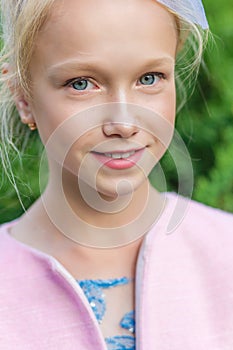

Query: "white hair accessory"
left=157, top=0, right=209, bottom=29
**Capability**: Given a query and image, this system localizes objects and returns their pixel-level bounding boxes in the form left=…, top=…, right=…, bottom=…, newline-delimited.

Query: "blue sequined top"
left=77, top=277, right=135, bottom=350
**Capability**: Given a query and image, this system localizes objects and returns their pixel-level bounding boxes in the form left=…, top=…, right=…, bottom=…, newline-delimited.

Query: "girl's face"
left=25, top=0, right=177, bottom=198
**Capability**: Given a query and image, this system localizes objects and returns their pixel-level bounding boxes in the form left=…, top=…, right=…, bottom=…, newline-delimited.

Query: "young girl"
left=0, top=0, right=233, bottom=349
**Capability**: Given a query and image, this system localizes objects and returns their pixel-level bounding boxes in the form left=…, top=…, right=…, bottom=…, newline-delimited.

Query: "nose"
left=103, top=122, right=139, bottom=138
left=102, top=102, right=139, bottom=138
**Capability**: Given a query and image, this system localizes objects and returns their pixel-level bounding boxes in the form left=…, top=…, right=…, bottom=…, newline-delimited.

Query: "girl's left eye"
left=139, top=73, right=165, bottom=86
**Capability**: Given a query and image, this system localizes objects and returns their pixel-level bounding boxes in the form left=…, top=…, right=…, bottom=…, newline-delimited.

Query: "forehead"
left=33, top=0, right=177, bottom=69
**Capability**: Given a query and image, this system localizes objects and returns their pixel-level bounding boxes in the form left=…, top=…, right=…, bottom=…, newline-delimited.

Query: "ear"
left=2, top=63, right=35, bottom=125
left=14, top=95, right=35, bottom=125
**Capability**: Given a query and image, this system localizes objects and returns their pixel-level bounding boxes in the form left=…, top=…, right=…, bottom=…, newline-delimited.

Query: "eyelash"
left=138, top=72, right=166, bottom=86
left=63, top=72, right=166, bottom=92
left=63, top=77, right=96, bottom=91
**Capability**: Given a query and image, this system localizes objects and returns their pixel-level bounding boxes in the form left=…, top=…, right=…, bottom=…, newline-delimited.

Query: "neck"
left=40, top=162, right=165, bottom=248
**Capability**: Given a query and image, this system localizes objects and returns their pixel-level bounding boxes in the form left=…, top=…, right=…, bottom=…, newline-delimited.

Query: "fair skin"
left=10, top=0, right=177, bottom=338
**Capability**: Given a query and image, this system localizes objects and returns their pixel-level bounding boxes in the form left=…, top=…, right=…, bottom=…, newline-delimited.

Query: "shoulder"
left=0, top=220, right=21, bottom=258
left=148, top=193, right=233, bottom=264
left=147, top=192, right=233, bottom=254
left=166, top=192, right=233, bottom=233
left=144, top=193, right=233, bottom=277
left=0, top=220, right=55, bottom=277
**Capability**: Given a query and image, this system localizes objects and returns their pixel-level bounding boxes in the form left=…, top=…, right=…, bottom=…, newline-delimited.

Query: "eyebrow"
left=47, top=56, right=175, bottom=78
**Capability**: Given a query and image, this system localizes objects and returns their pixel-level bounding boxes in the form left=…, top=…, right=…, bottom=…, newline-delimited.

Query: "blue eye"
left=139, top=73, right=163, bottom=86
left=72, top=79, right=91, bottom=90
left=64, top=77, right=98, bottom=94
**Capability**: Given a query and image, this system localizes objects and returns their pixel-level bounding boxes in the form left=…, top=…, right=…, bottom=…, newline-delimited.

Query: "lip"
left=91, top=148, right=145, bottom=169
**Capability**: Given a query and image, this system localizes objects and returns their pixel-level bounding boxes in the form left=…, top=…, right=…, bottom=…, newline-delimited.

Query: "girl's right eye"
left=72, top=79, right=94, bottom=91
left=64, top=78, right=96, bottom=91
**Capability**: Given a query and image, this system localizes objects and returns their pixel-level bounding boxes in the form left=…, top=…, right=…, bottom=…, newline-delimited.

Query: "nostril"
left=102, top=123, right=113, bottom=136
left=102, top=122, right=139, bottom=138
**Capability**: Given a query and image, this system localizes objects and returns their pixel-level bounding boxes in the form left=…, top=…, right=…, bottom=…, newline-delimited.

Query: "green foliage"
left=194, top=127, right=233, bottom=211
left=0, top=136, right=46, bottom=223
left=183, top=0, right=233, bottom=212
left=151, top=0, right=233, bottom=213
left=0, top=0, right=233, bottom=224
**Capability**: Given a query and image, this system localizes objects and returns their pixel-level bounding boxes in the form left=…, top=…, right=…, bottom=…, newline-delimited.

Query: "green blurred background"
left=0, top=0, right=233, bottom=224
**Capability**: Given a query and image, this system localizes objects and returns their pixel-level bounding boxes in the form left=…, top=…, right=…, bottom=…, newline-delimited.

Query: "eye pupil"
left=72, top=79, right=88, bottom=90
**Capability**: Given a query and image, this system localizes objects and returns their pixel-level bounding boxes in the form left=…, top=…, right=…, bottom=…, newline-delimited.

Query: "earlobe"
left=15, top=98, right=34, bottom=124
left=15, top=96, right=37, bottom=130
left=16, top=98, right=37, bottom=130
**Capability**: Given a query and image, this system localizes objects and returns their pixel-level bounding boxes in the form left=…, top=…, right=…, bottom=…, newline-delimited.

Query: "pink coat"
left=1, top=193, right=233, bottom=349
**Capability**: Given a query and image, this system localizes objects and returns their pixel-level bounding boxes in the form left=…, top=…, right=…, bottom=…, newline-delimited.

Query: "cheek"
left=146, top=87, right=176, bottom=153
left=30, top=90, right=73, bottom=144
left=138, top=79, right=176, bottom=123
left=32, top=106, right=58, bottom=144
left=158, top=84, right=176, bottom=123
left=144, top=92, right=176, bottom=134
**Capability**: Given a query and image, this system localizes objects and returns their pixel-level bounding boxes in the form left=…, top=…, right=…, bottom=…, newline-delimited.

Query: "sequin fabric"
left=77, top=277, right=135, bottom=350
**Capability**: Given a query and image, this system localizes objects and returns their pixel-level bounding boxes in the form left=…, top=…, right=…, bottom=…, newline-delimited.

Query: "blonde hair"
left=0, top=0, right=56, bottom=201
left=0, top=0, right=209, bottom=198
left=175, top=15, right=209, bottom=111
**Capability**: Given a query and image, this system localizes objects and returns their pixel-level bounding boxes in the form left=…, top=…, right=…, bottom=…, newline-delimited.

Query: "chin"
left=95, top=172, right=148, bottom=199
